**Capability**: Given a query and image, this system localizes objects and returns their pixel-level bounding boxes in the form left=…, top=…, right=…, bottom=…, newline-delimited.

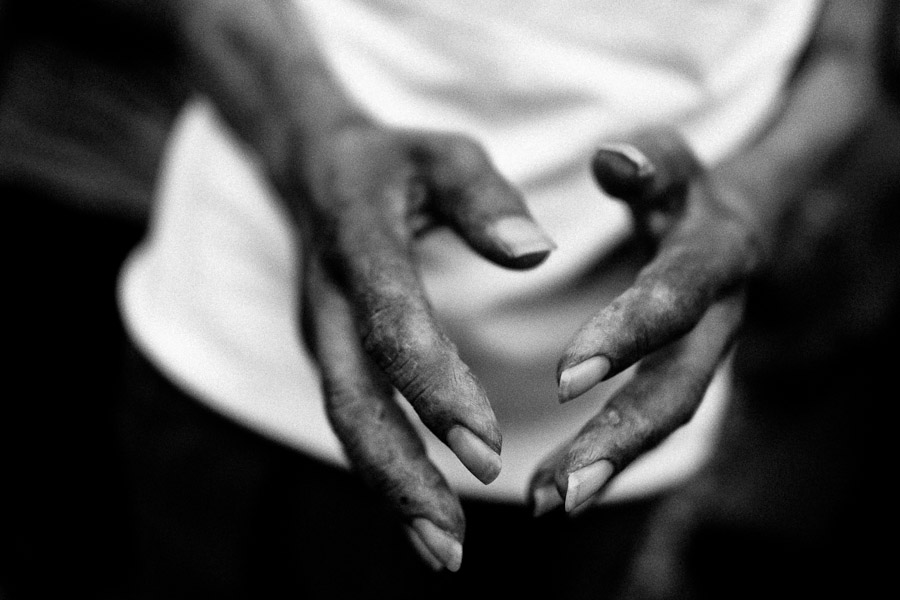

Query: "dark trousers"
left=0, top=184, right=659, bottom=600
left=118, top=342, right=659, bottom=600
left=1, top=184, right=146, bottom=599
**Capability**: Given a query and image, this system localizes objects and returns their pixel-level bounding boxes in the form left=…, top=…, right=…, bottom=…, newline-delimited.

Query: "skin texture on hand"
left=76, top=0, right=557, bottom=571
left=529, top=132, right=751, bottom=515
left=529, top=0, right=881, bottom=518
left=299, top=124, right=556, bottom=569
left=559, top=132, right=760, bottom=388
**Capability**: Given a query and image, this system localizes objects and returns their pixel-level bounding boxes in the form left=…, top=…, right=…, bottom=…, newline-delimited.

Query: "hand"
left=176, top=2, right=557, bottom=569
left=74, top=0, right=557, bottom=571
left=529, top=129, right=757, bottom=515
left=300, top=123, right=556, bottom=570
left=527, top=0, right=880, bottom=517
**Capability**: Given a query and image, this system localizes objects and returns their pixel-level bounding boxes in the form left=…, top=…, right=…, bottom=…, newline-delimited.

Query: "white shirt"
left=120, top=0, right=821, bottom=502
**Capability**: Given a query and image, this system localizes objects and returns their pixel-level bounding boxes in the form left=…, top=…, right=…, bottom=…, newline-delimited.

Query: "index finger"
left=557, top=218, right=751, bottom=403
left=322, top=179, right=503, bottom=484
left=532, top=293, right=744, bottom=514
left=303, top=257, right=467, bottom=571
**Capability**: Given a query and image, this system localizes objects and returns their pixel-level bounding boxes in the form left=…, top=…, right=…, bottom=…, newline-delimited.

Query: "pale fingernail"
left=595, top=143, right=656, bottom=179
left=565, top=460, right=615, bottom=513
left=558, top=356, right=611, bottom=403
left=531, top=484, right=564, bottom=517
left=447, top=426, right=502, bottom=484
left=405, top=525, right=444, bottom=571
left=411, top=518, right=463, bottom=573
left=490, top=216, right=557, bottom=259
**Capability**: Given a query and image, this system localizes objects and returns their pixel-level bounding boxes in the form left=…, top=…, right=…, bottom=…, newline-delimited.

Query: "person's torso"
left=120, top=0, right=822, bottom=501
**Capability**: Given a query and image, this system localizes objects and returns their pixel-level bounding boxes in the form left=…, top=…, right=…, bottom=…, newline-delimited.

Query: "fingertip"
left=558, top=356, right=611, bottom=403
left=447, top=426, right=502, bottom=484
left=487, top=215, right=557, bottom=268
left=405, top=525, right=445, bottom=571
left=592, top=143, right=657, bottom=199
left=564, top=460, right=614, bottom=513
left=410, top=518, right=464, bottom=573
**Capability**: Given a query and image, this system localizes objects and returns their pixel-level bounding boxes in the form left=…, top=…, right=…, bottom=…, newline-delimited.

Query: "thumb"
left=592, top=128, right=702, bottom=210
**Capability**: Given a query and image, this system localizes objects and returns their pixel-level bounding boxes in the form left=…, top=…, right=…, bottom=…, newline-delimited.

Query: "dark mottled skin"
left=94, top=0, right=557, bottom=547
left=3, top=0, right=554, bottom=553
left=154, top=0, right=556, bottom=545
left=618, top=102, right=900, bottom=600
left=530, top=0, right=884, bottom=517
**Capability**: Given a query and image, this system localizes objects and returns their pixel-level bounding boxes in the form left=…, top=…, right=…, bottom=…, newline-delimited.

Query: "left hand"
left=528, top=129, right=762, bottom=515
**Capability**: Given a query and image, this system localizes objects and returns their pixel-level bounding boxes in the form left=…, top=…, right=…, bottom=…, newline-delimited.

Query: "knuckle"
left=599, top=406, right=624, bottom=428
left=447, top=136, right=490, bottom=172
left=646, top=279, right=683, bottom=315
left=603, top=287, right=674, bottom=360
left=424, top=133, right=490, bottom=176
left=355, top=292, right=483, bottom=431
left=359, top=302, right=440, bottom=388
left=629, top=271, right=704, bottom=337
left=360, top=317, right=466, bottom=428
left=329, top=125, right=384, bottom=162
left=323, top=384, right=387, bottom=446
left=627, top=408, right=658, bottom=444
left=325, top=383, right=382, bottom=425
left=322, top=379, right=360, bottom=415
left=359, top=303, right=408, bottom=367
left=607, top=411, right=658, bottom=465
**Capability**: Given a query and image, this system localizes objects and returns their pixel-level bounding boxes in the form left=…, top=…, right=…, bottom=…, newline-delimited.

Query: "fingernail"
left=490, top=216, right=557, bottom=260
left=447, top=426, right=502, bottom=484
left=594, top=143, right=656, bottom=179
left=558, top=356, right=611, bottom=403
left=531, top=485, right=564, bottom=517
left=404, top=525, right=444, bottom=571
left=565, top=460, right=615, bottom=513
left=411, top=518, right=463, bottom=573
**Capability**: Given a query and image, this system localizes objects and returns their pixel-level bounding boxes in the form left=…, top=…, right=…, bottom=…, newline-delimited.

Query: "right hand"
left=79, top=0, right=557, bottom=570
left=298, top=122, right=555, bottom=572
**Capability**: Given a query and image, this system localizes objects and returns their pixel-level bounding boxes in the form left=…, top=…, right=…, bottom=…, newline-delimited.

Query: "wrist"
left=169, top=0, right=374, bottom=214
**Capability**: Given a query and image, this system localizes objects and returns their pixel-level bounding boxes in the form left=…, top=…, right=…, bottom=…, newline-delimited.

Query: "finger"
left=416, top=134, right=556, bottom=269
left=320, top=199, right=504, bottom=484
left=592, top=128, right=702, bottom=211
left=303, top=258, right=466, bottom=572
left=527, top=443, right=569, bottom=517
left=550, top=293, right=744, bottom=513
left=557, top=204, right=754, bottom=402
